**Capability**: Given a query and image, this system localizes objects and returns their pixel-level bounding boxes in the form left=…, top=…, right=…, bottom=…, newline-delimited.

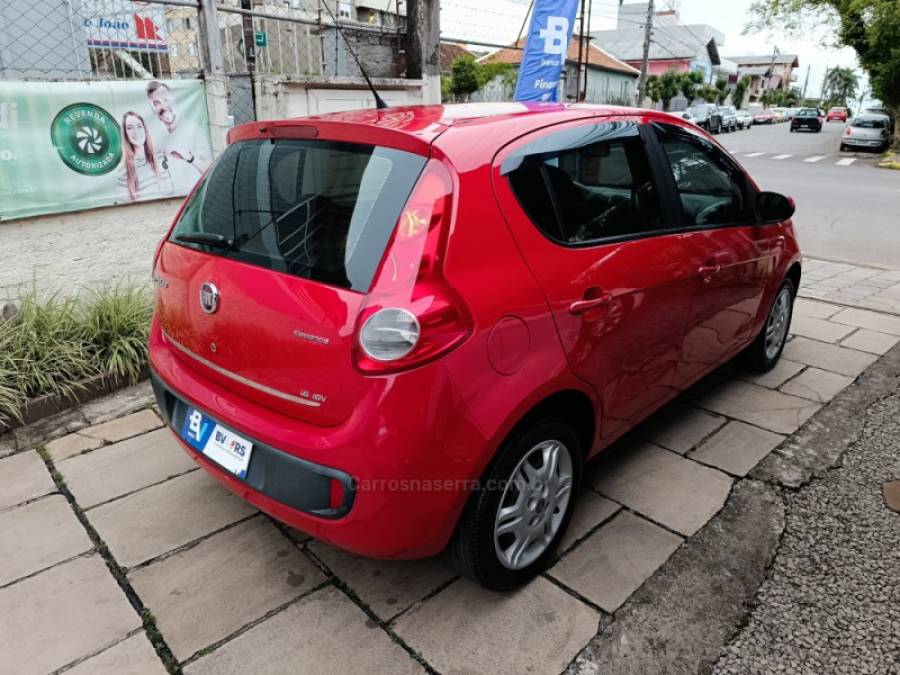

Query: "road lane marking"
left=773, top=154, right=792, bottom=160
left=804, top=155, right=826, bottom=162
left=836, top=157, right=856, bottom=166
left=744, top=152, right=766, bottom=157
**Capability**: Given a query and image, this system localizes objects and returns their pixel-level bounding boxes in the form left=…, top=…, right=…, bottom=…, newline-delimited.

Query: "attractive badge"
left=50, top=102, right=122, bottom=176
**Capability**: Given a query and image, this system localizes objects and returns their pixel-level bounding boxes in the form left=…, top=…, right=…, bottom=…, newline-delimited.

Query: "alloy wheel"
left=493, top=439, right=574, bottom=570
left=764, top=286, right=792, bottom=360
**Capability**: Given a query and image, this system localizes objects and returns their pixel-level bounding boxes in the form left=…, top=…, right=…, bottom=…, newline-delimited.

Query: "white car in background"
left=735, top=109, right=753, bottom=129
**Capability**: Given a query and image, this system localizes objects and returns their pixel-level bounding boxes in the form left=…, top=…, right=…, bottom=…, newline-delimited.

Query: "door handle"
left=698, top=263, right=721, bottom=283
left=569, top=293, right=613, bottom=315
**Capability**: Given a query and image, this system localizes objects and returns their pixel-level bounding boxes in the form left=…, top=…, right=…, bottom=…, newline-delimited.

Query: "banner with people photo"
left=0, top=79, right=212, bottom=220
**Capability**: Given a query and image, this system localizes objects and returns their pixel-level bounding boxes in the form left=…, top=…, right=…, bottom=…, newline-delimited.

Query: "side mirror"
left=756, top=191, right=795, bottom=223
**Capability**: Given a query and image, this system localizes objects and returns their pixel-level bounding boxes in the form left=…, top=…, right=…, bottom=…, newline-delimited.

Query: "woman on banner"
left=116, top=111, right=174, bottom=202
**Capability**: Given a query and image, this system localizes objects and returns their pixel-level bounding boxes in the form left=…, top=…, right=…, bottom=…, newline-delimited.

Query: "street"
left=717, top=121, right=900, bottom=269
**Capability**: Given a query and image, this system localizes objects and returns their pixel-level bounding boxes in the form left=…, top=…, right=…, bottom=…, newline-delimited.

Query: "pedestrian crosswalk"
left=730, top=151, right=868, bottom=167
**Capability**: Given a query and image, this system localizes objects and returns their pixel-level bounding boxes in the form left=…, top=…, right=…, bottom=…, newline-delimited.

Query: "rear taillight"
left=845, top=127, right=852, bottom=136
left=353, top=159, right=472, bottom=374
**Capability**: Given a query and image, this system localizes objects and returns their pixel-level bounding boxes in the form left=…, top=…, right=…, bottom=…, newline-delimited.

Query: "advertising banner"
left=513, top=0, right=580, bottom=102
left=80, top=0, right=169, bottom=54
left=0, top=79, right=212, bottom=220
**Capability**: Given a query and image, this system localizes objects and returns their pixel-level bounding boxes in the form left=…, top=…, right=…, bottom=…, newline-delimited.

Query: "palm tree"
left=823, top=67, right=859, bottom=112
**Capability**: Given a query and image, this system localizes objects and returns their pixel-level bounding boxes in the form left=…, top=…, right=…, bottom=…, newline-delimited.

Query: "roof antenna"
left=319, top=1, right=389, bottom=109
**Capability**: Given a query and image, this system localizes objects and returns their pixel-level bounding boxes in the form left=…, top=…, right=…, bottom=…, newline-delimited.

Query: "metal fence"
left=0, top=0, right=408, bottom=124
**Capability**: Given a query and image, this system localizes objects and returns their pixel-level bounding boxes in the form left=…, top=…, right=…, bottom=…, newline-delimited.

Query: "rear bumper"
left=151, top=371, right=355, bottom=519
left=843, top=137, right=885, bottom=147
left=148, top=317, right=501, bottom=559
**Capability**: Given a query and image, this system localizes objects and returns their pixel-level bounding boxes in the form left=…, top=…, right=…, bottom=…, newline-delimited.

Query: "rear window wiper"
left=174, top=232, right=236, bottom=250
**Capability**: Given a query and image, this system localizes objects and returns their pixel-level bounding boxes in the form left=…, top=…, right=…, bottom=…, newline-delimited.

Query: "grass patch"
left=0, top=285, right=153, bottom=427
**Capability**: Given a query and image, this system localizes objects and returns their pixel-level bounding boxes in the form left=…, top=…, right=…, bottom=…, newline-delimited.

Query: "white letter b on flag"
left=539, top=16, right=569, bottom=57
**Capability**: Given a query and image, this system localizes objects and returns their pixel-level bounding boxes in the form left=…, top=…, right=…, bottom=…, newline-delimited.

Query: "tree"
left=450, top=57, right=480, bottom=102
left=647, top=71, right=681, bottom=110
left=679, top=71, right=704, bottom=105
left=732, top=75, right=751, bottom=108
left=698, top=84, right=718, bottom=103
left=746, top=0, right=900, bottom=147
left=823, top=66, right=859, bottom=111
left=714, top=77, right=730, bottom=105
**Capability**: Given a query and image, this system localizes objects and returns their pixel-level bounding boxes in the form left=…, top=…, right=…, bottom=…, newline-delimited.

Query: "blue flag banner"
left=513, top=0, right=580, bottom=102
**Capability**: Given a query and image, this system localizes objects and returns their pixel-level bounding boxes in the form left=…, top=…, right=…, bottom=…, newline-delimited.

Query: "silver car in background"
left=735, top=109, right=753, bottom=129
left=840, top=115, right=892, bottom=152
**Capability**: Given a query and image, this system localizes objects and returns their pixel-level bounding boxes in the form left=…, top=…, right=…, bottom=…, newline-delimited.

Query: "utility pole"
left=820, top=66, right=830, bottom=104
left=801, top=64, right=810, bottom=100
left=576, top=0, right=586, bottom=101
left=582, top=0, right=592, bottom=100
left=637, top=0, right=654, bottom=105
left=406, top=0, right=440, bottom=103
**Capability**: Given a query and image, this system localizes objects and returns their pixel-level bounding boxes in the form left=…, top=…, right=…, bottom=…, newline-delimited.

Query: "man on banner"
left=513, top=0, right=580, bottom=102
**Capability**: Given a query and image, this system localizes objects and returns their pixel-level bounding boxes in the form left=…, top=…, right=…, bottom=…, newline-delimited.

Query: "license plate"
left=180, top=407, right=253, bottom=479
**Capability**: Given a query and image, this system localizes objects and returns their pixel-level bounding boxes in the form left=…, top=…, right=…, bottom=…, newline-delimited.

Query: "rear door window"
left=503, top=122, right=663, bottom=245
left=171, top=139, right=427, bottom=292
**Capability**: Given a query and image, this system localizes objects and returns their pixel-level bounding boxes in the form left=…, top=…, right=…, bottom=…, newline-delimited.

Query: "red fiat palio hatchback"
left=150, top=103, right=800, bottom=589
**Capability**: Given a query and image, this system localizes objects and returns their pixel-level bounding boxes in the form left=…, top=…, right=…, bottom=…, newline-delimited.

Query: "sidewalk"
left=2, top=258, right=900, bottom=674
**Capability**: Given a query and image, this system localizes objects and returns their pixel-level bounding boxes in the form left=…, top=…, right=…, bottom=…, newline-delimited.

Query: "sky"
left=439, top=0, right=877, bottom=105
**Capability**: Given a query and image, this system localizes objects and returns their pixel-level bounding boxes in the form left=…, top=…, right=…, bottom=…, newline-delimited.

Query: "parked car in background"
left=863, top=107, right=895, bottom=135
left=790, top=108, right=824, bottom=133
left=735, top=109, right=753, bottom=129
left=684, top=103, right=723, bottom=134
left=719, top=106, right=738, bottom=132
left=770, top=107, right=787, bottom=122
left=840, top=114, right=891, bottom=152
left=148, top=102, right=801, bottom=589
left=753, top=109, right=776, bottom=124
left=827, top=107, right=848, bottom=122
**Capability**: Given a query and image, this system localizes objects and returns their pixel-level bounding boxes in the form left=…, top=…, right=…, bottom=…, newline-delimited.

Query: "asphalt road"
left=716, top=121, right=900, bottom=269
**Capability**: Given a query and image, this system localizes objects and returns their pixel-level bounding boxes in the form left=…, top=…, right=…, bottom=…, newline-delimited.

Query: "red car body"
left=149, top=103, right=801, bottom=561
left=753, top=110, right=775, bottom=124
left=827, top=107, right=848, bottom=122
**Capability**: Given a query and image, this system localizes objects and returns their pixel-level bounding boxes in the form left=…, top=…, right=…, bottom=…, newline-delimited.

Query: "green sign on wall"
left=254, top=31, right=267, bottom=47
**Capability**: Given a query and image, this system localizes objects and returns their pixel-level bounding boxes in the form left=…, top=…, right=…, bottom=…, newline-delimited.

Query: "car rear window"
left=852, top=117, right=886, bottom=129
left=797, top=109, right=817, bottom=117
left=170, top=139, right=427, bottom=292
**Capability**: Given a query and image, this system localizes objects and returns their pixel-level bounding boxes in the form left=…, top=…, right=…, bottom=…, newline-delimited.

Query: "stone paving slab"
left=79, top=409, right=163, bottom=444
left=0, top=495, right=92, bottom=586
left=0, top=450, right=55, bottom=511
left=308, top=540, right=456, bottom=621
left=782, top=336, right=878, bottom=378
left=780, top=367, right=854, bottom=403
left=689, top=421, right=785, bottom=477
left=697, top=380, right=821, bottom=435
left=636, top=404, right=726, bottom=455
left=80, top=381, right=155, bottom=425
left=87, top=470, right=256, bottom=568
left=550, top=510, right=683, bottom=612
left=592, top=442, right=733, bottom=536
left=393, top=577, right=598, bottom=675
left=45, top=431, right=103, bottom=462
left=740, top=358, right=805, bottom=389
left=13, top=407, right=88, bottom=451
left=57, top=428, right=195, bottom=509
left=0, top=555, right=140, bottom=674
left=793, top=298, right=841, bottom=320
left=831, top=307, right=900, bottom=335
left=185, top=586, right=422, bottom=675
left=839, top=329, right=900, bottom=355
left=65, top=633, right=167, bottom=675
left=558, top=490, right=620, bottom=555
left=130, top=517, right=325, bottom=662
left=789, top=315, right=857, bottom=343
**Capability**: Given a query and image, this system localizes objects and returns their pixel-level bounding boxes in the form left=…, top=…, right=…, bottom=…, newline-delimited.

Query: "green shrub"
left=0, top=285, right=153, bottom=428
left=82, top=285, right=153, bottom=382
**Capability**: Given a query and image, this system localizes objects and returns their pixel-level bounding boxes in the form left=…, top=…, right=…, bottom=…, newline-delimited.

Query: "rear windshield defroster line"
left=170, top=139, right=427, bottom=292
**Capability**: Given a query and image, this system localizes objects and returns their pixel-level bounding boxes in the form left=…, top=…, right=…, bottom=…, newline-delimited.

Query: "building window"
left=338, top=2, right=351, bottom=18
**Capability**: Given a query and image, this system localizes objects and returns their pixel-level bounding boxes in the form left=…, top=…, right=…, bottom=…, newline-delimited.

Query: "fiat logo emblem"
left=199, top=282, right=219, bottom=314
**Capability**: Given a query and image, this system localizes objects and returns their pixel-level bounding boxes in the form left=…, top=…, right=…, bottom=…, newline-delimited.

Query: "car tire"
left=839, top=143, right=847, bottom=151
left=743, top=278, right=795, bottom=373
left=451, top=418, right=582, bottom=590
